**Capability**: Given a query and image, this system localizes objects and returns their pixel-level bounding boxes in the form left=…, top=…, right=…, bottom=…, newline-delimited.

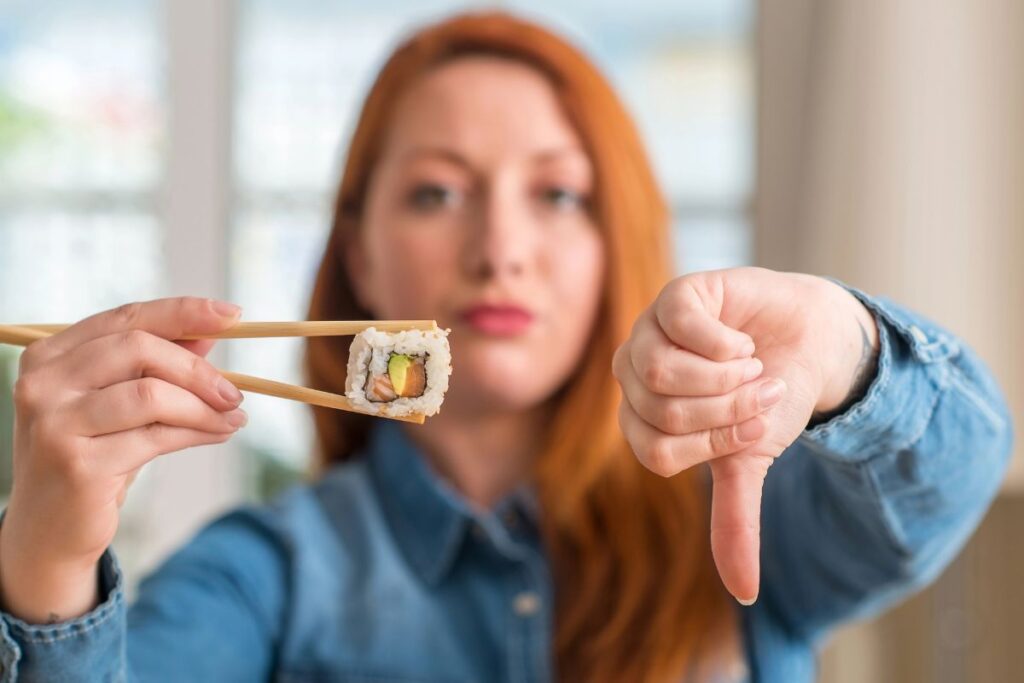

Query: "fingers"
left=655, top=287, right=753, bottom=361
left=176, top=338, right=218, bottom=358
left=708, top=454, right=774, bottom=604
left=91, top=424, right=238, bottom=476
left=613, top=322, right=789, bottom=478
left=614, top=335, right=782, bottom=432
left=617, top=398, right=766, bottom=478
left=65, top=377, right=247, bottom=437
left=617, top=346, right=786, bottom=435
left=27, top=297, right=241, bottom=365
left=45, top=330, right=242, bottom=412
left=622, top=312, right=763, bottom=397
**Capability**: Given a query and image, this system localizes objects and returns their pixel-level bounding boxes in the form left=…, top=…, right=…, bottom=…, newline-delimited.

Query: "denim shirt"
left=0, top=285, right=1014, bottom=683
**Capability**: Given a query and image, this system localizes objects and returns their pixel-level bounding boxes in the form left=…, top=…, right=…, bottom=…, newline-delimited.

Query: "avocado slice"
left=388, top=353, right=413, bottom=396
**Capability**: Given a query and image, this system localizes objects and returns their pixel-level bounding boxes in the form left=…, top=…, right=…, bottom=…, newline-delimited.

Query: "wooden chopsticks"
left=0, top=324, right=48, bottom=346
left=18, top=320, right=438, bottom=339
left=0, top=322, right=430, bottom=425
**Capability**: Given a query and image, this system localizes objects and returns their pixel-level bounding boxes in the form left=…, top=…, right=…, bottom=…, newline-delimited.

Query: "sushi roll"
left=345, top=326, right=452, bottom=417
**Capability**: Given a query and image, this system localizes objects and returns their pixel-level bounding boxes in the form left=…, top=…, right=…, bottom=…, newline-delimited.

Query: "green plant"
left=244, top=444, right=306, bottom=502
left=0, top=91, right=50, bottom=153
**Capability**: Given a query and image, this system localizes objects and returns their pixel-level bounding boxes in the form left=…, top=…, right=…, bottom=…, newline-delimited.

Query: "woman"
left=0, top=13, right=1012, bottom=683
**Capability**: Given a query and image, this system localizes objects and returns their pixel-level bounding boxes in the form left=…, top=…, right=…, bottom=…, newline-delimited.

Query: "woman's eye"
left=408, top=184, right=460, bottom=210
left=540, top=186, right=586, bottom=211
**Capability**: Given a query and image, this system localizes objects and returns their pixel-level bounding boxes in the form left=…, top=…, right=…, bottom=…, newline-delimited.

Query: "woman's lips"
left=460, top=304, right=535, bottom=336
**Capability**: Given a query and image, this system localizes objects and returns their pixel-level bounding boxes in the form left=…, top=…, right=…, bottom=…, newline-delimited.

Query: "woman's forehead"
left=381, top=56, right=585, bottom=164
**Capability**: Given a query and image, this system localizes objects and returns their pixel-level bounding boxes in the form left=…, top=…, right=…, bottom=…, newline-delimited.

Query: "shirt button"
left=909, top=325, right=928, bottom=343
left=513, top=591, right=541, bottom=617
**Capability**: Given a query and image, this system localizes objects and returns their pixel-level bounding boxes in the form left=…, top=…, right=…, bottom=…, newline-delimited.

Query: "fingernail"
left=737, top=417, right=764, bottom=442
left=739, top=340, right=755, bottom=357
left=226, top=409, right=248, bottom=429
left=736, top=595, right=758, bottom=606
left=742, top=359, right=763, bottom=382
left=217, top=377, right=243, bottom=405
left=210, top=299, right=241, bottom=318
left=758, top=379, right=785, bottom=407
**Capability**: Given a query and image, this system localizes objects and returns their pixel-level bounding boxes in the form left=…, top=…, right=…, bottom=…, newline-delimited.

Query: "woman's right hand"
left=0, top=298, right=248, bottom=624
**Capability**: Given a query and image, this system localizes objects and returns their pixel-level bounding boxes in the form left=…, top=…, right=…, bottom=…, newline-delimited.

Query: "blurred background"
left=0, top=1, right=1019, bottom=680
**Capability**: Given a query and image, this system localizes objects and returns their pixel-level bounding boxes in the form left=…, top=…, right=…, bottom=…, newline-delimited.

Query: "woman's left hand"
left=612, top=266, right=879, bottom=604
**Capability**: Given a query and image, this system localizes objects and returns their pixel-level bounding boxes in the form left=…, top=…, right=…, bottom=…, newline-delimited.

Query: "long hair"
left=305, top=12, right=735, bottom=681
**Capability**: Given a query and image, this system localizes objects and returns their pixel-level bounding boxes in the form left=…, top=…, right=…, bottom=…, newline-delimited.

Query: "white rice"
left=345, top=326, right=452, bottom=417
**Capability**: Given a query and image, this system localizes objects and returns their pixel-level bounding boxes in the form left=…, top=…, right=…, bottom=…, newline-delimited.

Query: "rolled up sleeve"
left=0, top=549, right=126, bottom=682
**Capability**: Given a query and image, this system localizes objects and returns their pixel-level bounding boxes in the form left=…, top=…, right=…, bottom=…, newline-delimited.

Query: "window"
left=0, top=0, right=163, bottom=496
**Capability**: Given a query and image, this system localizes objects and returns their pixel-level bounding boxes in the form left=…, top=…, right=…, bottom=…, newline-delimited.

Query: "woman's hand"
left=613, top=267, right=879, bottom=604
left=0, top=298, right=248, bottom=624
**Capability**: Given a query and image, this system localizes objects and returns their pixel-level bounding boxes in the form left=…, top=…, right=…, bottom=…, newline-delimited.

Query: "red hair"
left=305, top=12, right=735, bottom=681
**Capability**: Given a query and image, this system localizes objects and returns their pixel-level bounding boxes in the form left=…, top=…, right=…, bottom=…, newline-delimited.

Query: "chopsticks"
left=18, top=320, right=438, bottom=339
left=219, top=370, right=425, bottom=424
left=0, top=322, right=429, bottom=425
left=0, top=324, right=48, bottom=346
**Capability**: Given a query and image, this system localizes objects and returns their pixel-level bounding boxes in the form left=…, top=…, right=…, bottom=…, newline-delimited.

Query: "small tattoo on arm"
left=808, top=321, right=879, bottom=428
left=848, top=321, right=878, bottom=400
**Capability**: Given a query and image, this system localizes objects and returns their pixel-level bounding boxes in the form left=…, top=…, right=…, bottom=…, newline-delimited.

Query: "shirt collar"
left=366, top=422, right=473, bottom=585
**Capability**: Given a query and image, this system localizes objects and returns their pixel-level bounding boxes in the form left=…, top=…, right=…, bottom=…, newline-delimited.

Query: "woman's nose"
left=462, top=184, right=532, bottom=281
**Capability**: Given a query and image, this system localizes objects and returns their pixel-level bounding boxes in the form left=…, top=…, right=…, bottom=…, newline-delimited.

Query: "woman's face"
left=350, top=56, right=605, bottom=415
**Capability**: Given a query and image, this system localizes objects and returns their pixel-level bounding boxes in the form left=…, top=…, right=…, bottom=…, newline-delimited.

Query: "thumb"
left=708, top=453, right=772, bottom=605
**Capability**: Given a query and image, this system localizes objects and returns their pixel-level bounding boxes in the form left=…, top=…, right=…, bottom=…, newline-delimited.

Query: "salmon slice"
left=364, top=372, right=398, bottom=402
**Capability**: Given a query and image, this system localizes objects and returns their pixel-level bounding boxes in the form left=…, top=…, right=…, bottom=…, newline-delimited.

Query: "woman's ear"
left=343, top=232, right=377, bottom=314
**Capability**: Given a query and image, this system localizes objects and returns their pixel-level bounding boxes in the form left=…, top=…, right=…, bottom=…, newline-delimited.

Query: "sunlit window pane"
left=0, top=0, right=161, bottom=193
left=675, top=214, right=752, bottom=274
left=0, top=211, right=162, bottom=321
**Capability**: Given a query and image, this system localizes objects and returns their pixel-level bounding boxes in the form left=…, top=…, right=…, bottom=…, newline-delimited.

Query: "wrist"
left=0, top=511, right=102, bottom=624
left=813, top=280, right=880, bottom=416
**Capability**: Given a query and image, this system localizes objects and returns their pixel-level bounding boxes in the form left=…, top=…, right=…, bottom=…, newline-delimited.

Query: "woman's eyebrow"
left=531, top=146, right=588, bottom=164
left=400, top=146, right=474, bottom=169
